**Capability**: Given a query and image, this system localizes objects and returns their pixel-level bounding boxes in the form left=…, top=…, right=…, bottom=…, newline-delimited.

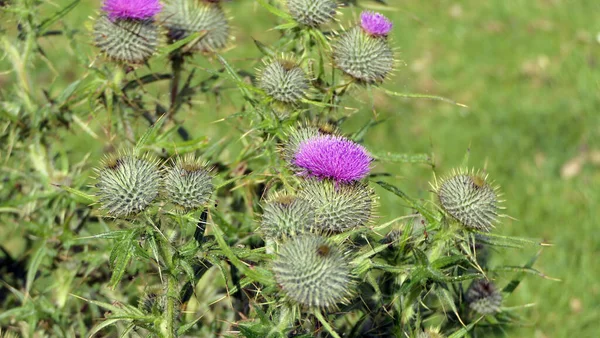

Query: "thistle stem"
left=163, top=273, right=178, bottom=338
left=169, top=51, right=184, bottom=121
left=313, top=310, right=340, bottom=338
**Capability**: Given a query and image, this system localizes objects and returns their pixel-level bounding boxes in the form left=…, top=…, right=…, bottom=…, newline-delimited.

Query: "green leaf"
left=371, top=151, right=432, bottom=164
left=374, top=181, right=438, bottom=223
left=253, top=38, right=275, bottom=58
left=158, top=31, right=208, bottom=56
left=431, top=255, right=467, bottom=270
left=58, top=184, right=97, bottom=204
left=134, top=114, right=167, bottom=152
left=256, top=0, right=294, bottom=20
left=37, top=0, right=81, bottom=34
left=108, top=230, right=138, bottom=288
left=26, top=243, right=47, bottom=294
left=447, top=316, right=482, bottom=338
left=88, top=318, right=128, bottom=338
left=476, top=232, right=546, bottom=249
left=380, top=87, right=468, bottom=107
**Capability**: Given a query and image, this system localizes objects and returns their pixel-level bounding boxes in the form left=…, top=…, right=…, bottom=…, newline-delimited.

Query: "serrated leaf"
left=26, top=243, right=47, bottom=293
left=253, top=38, right=275, bottom=58
left=476, top=232, right=545, bottom=248
left=108, top=230, right=138, bottom=288
left=431, top=255, right=467, bottom=270
left=134, top=114, right=166, bottom=152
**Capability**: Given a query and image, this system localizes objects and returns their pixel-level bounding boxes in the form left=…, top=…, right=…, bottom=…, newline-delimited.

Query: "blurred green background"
left=2, top=0, right=599, bottom=337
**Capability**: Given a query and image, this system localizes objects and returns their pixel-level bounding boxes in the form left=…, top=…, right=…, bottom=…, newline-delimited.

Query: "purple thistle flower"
left=293, top=135, right=371, bottom=183
left=360, top=11, right=393, bottom=36
left=102, top=0, right=162, bottom=21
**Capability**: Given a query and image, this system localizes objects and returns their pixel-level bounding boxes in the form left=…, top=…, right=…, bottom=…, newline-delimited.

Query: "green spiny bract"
left=332, top=26, right=394, bottom=84
left=432, top=169, right=502, bottom=232
left=272, top=234, right=353, bottom=309
left=416, top=328, right=446, bottom=338
left=95, top=154, right=161, bottom=217
left=258, top=58, right=310, bottom=104
left=260, top=192, right=316, bottom=239
left=466, top=279, right=503, bottom=315
left=298, top=179, right=375, bottom=233
left=161, top=0, right=230, bottom=53
left=163, top=155, right=213, bottom=211
left=93, top=16, right=159, bottom=64
left=286, top=0, right=337, bottom=27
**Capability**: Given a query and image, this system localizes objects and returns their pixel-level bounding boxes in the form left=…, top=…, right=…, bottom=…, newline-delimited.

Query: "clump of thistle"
left=332, top=11, right=394, bottom=84
left=163, top=154, right=213, bottom=211
left=258, top=57, right=310, bottom=105
left=260, top=192, right=316, bottom=239
left=272, top=235, right=354, bottom=309
left=292, top=134, right=371, bottom=183
left=95, top=153, right=161, bottom=217
left=466, top=279, right=503, bottom=315
left=94, top=0, right=161, bottom=64
left=298, top=179, right=375, bottom=232
left=161, top=0, right=230, bottom=53
left=286, top=0, right=337, bottom=27
left=432, top=169, right=502, bottom=232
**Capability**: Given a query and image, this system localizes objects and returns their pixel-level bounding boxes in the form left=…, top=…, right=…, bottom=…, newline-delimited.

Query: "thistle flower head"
left=258, top=57, right=309, bottom=104
left=286, top=0, right=337, bottom=27
left=292, top=135, right=371, bottom=183
left=332, top=26, right=394, bottom=84
left=101, top=0, right=162, bottom=21
left=298, top=179, right=375, bottom=233
left=163, top=155, right=213, bottom=211
left=272, top=235, right=354, bottom=309
left=161, top=0, right=230, bottom=53
left=95, top=153, right=161, bottom=217
left=466, top=279, right=503, bottom=315
left=431, top=169, right=502, bottom=232
left=360, top=11, right=393, bottom=36
left=260, top=192, right=316, bottom=239
left=94, top=16, right=159, bottom=64
left=282, top=124, right=339, bottom=164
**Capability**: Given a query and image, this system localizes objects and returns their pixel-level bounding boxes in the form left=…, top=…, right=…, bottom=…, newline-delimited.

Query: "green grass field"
left=2, top=0, right=599, bottom=336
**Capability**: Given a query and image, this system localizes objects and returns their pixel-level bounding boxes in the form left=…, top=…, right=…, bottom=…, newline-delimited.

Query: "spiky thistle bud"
left=272, top=235, right=354, bottom=309
left=161, top=0, right=230, bottom=53
left=286, top=0, right=337, bottom=27
left=94, top=0, right=161, bottom=64
left=95, top=154, right=161, bottom=217
left=163, top=155, right=213, bottom=211
left=431, top=169, right=502, bottom=232
left=466, top=279, right=503, bottom=315
left=261, top=192, right=316, bottom=239
left=298, top=179, right=375, bottom=233
left=292, top=134, right=371, bottom=183
left=258, top=57, right=310, bottom=105
left=332, top=11, right=394, bottom=84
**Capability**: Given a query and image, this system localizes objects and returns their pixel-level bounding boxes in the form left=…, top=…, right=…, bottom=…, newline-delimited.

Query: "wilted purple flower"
left=360, top=11, right=393, bottom=36
left=102, top=0, right=162, bottom=21
left=293, top=135, right=371, bottom=183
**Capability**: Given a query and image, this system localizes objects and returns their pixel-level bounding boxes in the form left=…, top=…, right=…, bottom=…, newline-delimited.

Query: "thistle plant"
left=272, top=234, right=354, bottom=309
left=163, top=154, right=213, bottom=211
left=333, top=11, right=395, bottom=84
left=291, top=134, right=372, bottom=183
left=94, top=0, right=161, bottom=63
left=298, top=179, right=375, bottom=232
left=0, top=1, right=551, bottom=338
left=161, top=0, right=230, bottom=53
left=286, top=0, right=337, bottom=27
left=95, top=153, right=161, bottom=217
left=258, top=57, right=310, bottom=104
left=432, top=169, right=502, bottom=231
